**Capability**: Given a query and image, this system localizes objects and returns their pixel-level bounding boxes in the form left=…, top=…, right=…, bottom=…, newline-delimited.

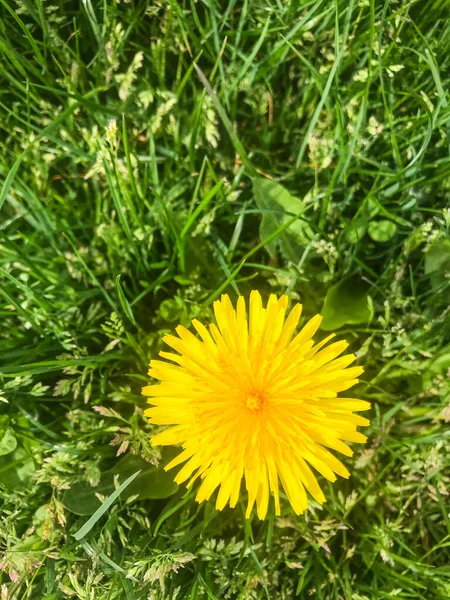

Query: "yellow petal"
left=142, top=291, right=369, bottom=520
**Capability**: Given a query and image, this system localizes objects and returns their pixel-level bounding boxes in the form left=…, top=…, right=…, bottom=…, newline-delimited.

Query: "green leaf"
left=174, top=275, right=194, bottom=286
left=425, top=238, right=450, bottom=274
left=62, top=481, right=104, bottom=516
left=111, top=453, right=179, bottom=500
left=115, top=274, right=137, bottom=325
left=321, top=277, right=371, bottom=331
left=159, top=296, right=185, bottom=322
left=73, top=469, right=141, bottom=540
left=422, top=353, right=450, bottom=391
left=424, top=238, right=450, bottom=293
left=367, top=219, right=397, bottom=242
left=63, top=453, right=178, bottom=516
left=0, top=428, right=17, bottom=456
left=0, top=447, right=35, bottom=488
left=0, top=416, right=17, bottom=456
left=252, top=177, right=313, bottom=263
left=345, top=216, right=368, bottom=244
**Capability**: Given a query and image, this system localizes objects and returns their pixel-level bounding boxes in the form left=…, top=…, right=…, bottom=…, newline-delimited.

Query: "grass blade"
left=194, top=63, right=256, bottom=176
left=73, top=470, right=141, bottom=541
left=115, top=274, right=137, bottom=325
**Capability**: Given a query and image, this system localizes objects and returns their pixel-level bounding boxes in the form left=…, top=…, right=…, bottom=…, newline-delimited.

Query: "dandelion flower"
left=143, top=291, right=370, bottom=519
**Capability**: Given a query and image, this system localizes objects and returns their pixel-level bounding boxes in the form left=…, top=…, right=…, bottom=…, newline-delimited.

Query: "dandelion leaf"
left=63, top=452, right=178, bottom=515
left=0, top=416, right=17, bottom=457
left=253, top=177, right=313, bottom=262
left=0, top=447, right=35, bottom=489
left=321, top=277, right=371, bottom=331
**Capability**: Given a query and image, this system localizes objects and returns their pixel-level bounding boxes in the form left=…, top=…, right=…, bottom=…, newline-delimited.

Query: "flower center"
left=245, top=392, right=265, bottom=412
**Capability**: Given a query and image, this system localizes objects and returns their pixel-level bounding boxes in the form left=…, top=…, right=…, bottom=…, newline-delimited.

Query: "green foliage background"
left=1, top=0, right=450, bottom=598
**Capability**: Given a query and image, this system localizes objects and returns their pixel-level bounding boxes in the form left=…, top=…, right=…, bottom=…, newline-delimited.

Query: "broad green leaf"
left=425, top=239, right=450, bottom=274
left=425, top=238, right=450, bottom=293
left=62, top=481, right=104, bottom=516
left=111, top=453, right=179, bottom=500
left=345, top=217, right=367, bottom=244
left=63, top=453, right=178, bottom=516
left=0, top=447, right=35, bottom=488
left=321, top=277, right=371, bottom=331
left=0, top=428, right=17, bottom=456
left=253, top=178, right=313, bottom=263
left=367, top=219, right=397, bottom=242
left=0, top=416, right=17, bottom=456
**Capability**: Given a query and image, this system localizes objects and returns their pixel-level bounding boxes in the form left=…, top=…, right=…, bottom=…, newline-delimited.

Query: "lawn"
left=1, top=0, right=450, bottom=598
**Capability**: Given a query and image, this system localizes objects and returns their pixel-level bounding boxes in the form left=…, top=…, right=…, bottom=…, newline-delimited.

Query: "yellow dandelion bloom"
left=143, top=291, right=370, bottom=520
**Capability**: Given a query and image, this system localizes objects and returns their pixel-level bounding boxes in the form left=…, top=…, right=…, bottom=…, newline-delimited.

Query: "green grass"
left=1, top=0, right=450, bottom=598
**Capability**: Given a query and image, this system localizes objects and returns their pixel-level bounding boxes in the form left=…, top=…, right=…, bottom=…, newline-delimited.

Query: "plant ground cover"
left=1, top=0, right=450, bottom=598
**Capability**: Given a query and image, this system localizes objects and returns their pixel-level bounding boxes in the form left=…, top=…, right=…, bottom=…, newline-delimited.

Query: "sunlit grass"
left=1, top=0, right=450, bottom=598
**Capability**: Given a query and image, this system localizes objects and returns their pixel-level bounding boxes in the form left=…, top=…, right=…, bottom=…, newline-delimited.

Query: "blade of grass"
left=115, top=275, right=137, bottom=326
left=194, top=63, right=256, bottom=176
left=0, top=0, right=45, bottom=65
left=180, top=180, right=224, bottom=239
left=0, top=102, right=81, bottom=210
left=73, top=470, right=141, bottom=541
